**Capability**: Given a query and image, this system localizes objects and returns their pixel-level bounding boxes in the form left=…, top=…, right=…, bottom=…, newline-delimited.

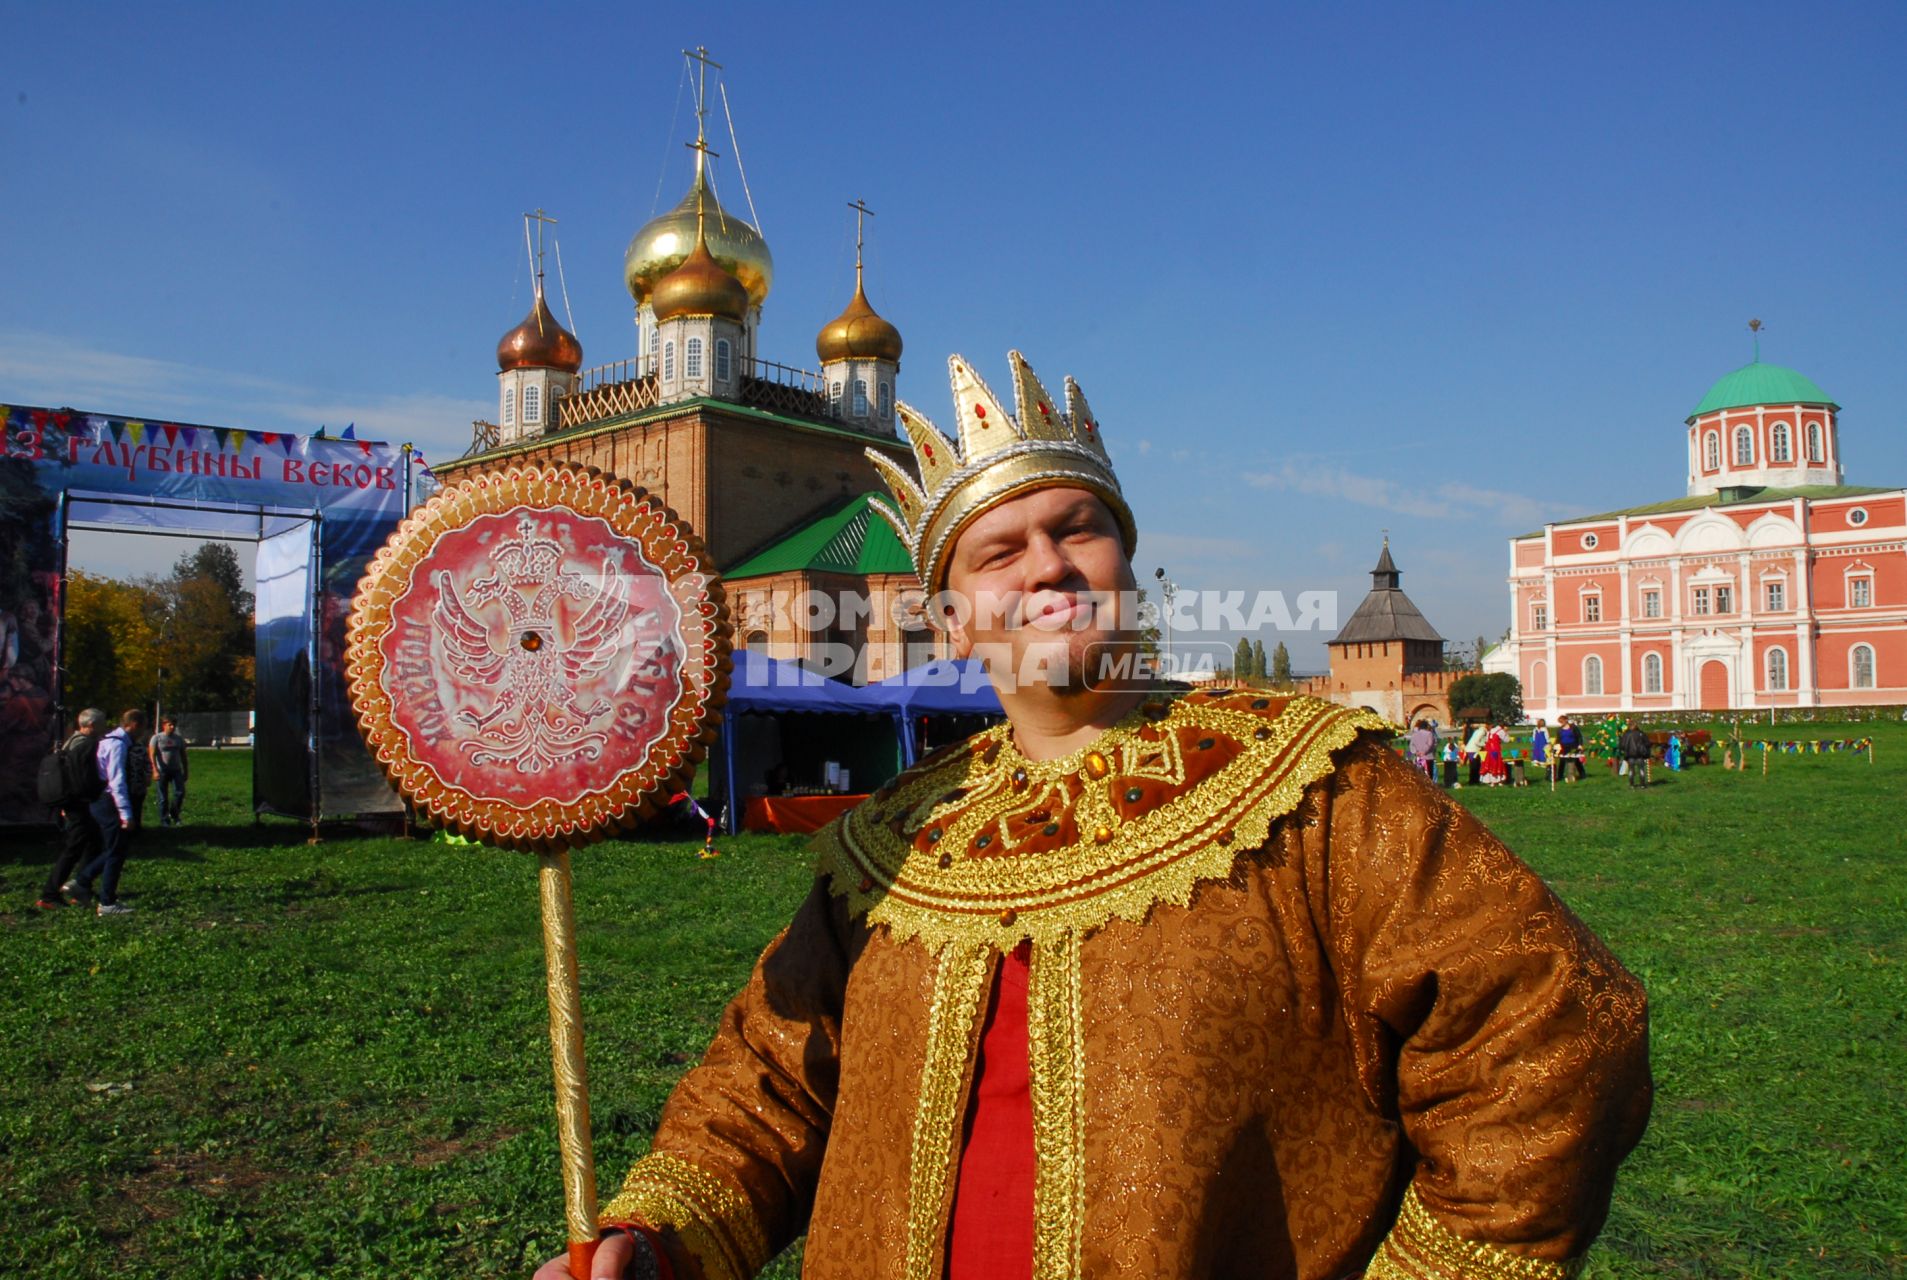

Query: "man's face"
left=162, top=721, right=176, bottom=733
left=941, top=486, right=1136, bottom=694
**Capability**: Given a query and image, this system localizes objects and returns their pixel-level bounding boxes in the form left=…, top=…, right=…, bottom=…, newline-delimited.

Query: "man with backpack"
left=70, top=709, right=144, bottom=916
left=35, top=708, right=107, bottom=911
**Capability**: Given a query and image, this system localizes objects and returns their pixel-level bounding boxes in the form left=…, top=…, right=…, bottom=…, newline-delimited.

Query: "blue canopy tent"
left=716, top=650, right=897, bottom=833
left=864, top=658, right=1003, bottom=765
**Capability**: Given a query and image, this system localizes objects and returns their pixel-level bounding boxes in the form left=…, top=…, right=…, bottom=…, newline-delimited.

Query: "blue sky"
left=8, top=1, right=1905, bottom=669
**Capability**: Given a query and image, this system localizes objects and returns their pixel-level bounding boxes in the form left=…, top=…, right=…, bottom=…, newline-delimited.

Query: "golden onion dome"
left=624, top=168, right=773, bottom=308
left=496, top=288, right=583, bottom=372
left=650, top=225, right=751, bottom=323
left=816, top=279, right=903, bottom=365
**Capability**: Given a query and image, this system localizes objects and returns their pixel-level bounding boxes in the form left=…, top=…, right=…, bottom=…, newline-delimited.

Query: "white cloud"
left=1244, top=459, right=1546, bottom=527
left=0, top=331, right=484, bottom=459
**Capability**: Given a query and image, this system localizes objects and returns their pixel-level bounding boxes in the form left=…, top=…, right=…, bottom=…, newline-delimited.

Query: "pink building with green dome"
left=1502, top=359, right=1904, bottom=715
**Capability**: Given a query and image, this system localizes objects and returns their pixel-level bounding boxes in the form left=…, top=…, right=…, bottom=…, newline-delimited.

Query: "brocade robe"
left=601, top=693, right=1651, bottom=1279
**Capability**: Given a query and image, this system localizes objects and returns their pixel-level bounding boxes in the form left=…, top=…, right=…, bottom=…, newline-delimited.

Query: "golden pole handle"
left=539, top=850, right=600, bottom=1266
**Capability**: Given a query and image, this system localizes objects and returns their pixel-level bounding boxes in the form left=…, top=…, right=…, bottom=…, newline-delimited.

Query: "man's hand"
left=532, top=1231, right=638, bottom=1279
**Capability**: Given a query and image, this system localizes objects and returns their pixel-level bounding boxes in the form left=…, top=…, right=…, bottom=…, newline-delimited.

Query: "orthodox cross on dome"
left=1748, top=317, right=1764, bottom=363
left=683, top=45, right=723, bottom=166
left=848, top=197, right=875, bottom=284
left=523, top=207, right=558, bottom=289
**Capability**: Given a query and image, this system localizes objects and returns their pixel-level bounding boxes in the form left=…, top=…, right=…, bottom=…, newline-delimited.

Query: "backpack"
left=35, top=734, right=102, bottom=807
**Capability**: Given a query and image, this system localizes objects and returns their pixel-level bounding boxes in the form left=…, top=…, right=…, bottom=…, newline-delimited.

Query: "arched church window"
left=1807, top=422, right=1823, bottom=462
left=830, top=380, right=843, bottom=413
left=663, top=341, right=676, bottom=381
left=878, top=381, right=892, bottom=418
left=853, top=379, right=868, bottom=417
left=1704, top=431, right=1720, bottom=471
left=686, top=337, right=704, bottom=379
left=716, top=339, right=732, bottom=383
left=524, top=383, right=541, bottom=424
left=649, top=327, right=659, bottom=369
left=501, top=385, right=515, bottom=428
left=1734, top=425, right=1754, bottom=466
left=1766, top=647, right=1788, bottom=692
left=1851, top=644, right=1875, bottom=689
left=1643, top=652, right=1662, bottom=694
left=1771, top=422, right=1792, bottom=462
left=1584, top=655, right=1603, bottom=696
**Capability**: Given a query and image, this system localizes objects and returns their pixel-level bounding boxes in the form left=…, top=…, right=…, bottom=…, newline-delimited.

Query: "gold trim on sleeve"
left=903, top=941, right=995, bottom=1280
left=598, top=1151, right=772, bottom=1280
left=1365, top=1185, right=1582, bottom=1280
left=1027, top=929, right=1087, bottom=1280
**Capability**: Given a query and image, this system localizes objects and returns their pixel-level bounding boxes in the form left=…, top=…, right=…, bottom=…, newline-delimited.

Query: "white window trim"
left=501, top=385, right=515, bottom=427
left=1763, top=575, right=1788, bottom=611
left=716, top=338, right=732, bottom=383
left=1770, top=421, right=1792, bottom=463
left=1734, top=424, right=1754, bottom=466
left=1704, top=430, right=1721, bottom=470
left=1642, top=652, right=1663, bottom=694
left=1530, top=601, right=1549, bottom=632
left=523, top=382, right=541, bottom=424
left=1850, top=643, right=1877, bottom=690
left=1765, top=646, right=1789, bottom=692
left=663, top=340, right=676, bottom=381
left=1807, top=421, right=1823, bottom=463
left=1583, top=654, right=1604, bottom=696
left=685, top=336, right=704, bottom=379
left=1844, top=562, right=1874, bottom=609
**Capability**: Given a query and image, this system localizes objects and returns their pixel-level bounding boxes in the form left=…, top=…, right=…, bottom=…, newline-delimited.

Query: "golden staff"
left=540, top=849, right=599, bottom=1278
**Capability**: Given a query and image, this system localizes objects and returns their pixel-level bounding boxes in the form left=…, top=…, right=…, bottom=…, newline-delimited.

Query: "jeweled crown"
left=866, top=351, right=1137, bottom=595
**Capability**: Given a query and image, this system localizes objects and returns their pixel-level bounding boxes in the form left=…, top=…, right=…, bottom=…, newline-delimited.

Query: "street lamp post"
left=1153, top=566, right=1177, bottom=678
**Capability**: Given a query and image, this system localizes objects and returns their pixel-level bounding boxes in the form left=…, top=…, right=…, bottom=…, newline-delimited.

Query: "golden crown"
left=866, top=350, right=1136, bottom=594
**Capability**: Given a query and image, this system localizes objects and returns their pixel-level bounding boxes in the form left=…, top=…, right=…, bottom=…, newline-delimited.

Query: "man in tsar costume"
left=540, top=352, right=1651, bottom=1280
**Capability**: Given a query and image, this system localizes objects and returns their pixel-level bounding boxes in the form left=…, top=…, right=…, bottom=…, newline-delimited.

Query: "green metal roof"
left=1516, top=484, right=1895, bottom=538
left=1689, top=361, right=1836, bottom=420
left=726, top=493, right=917, bottom=578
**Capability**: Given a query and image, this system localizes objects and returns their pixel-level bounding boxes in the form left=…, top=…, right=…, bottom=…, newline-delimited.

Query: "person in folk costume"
left=1665, top=731, right=1683, bottom=771
left=1591, top=718, right=1623, bottom=775
left=1480, top=723, right=1508, bottom=785
left=1406, top=719, right=1435, bottom=778
left=1531, top=718, right=1549, bottom=771
left=539, top=353, right=1651, bottom=1280
left=1462, top=721, right=1487, bottom=787
left=1439, top=736, right=1459, bottom=788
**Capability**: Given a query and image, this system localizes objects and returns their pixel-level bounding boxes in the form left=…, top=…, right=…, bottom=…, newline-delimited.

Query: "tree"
left=157, top=543, right=254, bottom=713
left=1233, top=637, right=1253, bottom=683
left=1250, top=639, right=1267, bottom=682
left=63, top=571, right=164, bottom=714
left=1474, top=634, right=1489, bottom=669
left=1446, top=672, right=1523, bottom=725
left=1271, top=641, right=1292, bottom=686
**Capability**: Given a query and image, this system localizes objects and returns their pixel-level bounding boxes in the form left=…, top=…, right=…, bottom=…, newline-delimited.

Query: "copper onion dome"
left=624, top=166, right=773, bottom=308
left=496, top=288, right=583, bottom=372
left=816, top=279, right=903, bottom=365
left=650, top=224, right=751, bottom=323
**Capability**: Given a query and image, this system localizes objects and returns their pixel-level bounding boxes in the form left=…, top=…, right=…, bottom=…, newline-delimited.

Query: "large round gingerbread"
left=346, top=463, right=729, bottom=849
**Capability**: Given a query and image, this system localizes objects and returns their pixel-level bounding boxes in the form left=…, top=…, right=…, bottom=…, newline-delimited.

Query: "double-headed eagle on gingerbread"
left=431, top=511, right=678, bottom=774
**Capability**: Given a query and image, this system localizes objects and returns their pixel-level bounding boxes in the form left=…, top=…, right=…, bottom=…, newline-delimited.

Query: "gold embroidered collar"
left=814, top=693, right=1388, bottom=953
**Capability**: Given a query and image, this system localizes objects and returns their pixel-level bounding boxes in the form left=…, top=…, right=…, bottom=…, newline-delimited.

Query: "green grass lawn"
left=2, top=726, right=1902, bottom=1278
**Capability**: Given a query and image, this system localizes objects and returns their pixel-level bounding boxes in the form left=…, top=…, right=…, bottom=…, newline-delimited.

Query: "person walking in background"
left=1440, top=737, right=1459, bottom=788
left=37, top=709, right=107, bottom=911
left=1407, top=719, right=1436, bottom=777
left=149, top=718, right=189, bottom=826
left=1621, top=722, right=1653, bottom=789
left=1556, top=715, right=1586, bottom=783
left=126, top=718, right=151, bottom=832
left=1531, top=718, right=1549, bottom=772
left=71, top=708, right=143, bottom=916
left=1665, top=730, right=1683, bottom=771
left=1463, top=721, right=1486, bottom=786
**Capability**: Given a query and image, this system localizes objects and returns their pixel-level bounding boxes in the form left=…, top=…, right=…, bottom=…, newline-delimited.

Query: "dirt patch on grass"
left=119, top=1149, right=285, bottom=1221
left=407, top=1126, right=522, bottom=1168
